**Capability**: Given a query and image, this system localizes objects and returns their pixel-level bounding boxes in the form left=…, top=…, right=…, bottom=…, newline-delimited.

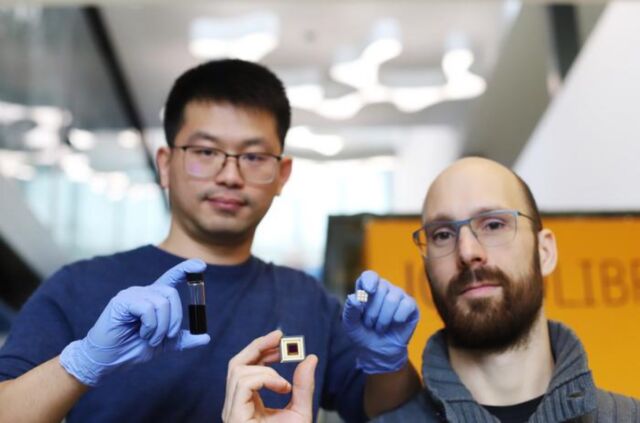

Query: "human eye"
left=190, top=147, right=218, bottom=158
left=477, top=216, right=508, bottom=232
left=428, top=226, right=456, bottom=244
left=241, top=152, right=268, bottom=163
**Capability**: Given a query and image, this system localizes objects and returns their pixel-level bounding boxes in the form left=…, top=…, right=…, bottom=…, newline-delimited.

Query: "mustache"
left=447, top=266, right=509, bottom=297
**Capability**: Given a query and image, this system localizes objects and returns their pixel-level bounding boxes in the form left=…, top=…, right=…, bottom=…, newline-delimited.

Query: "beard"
left=427, top=249, right=543, bottom=353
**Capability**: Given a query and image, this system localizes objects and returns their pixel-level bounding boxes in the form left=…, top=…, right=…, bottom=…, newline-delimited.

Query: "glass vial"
left=186, top=272, right=207, bottom=334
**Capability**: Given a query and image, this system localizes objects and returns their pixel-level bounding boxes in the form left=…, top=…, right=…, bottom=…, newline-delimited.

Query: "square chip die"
left=280, top=336, right=306, bottom=363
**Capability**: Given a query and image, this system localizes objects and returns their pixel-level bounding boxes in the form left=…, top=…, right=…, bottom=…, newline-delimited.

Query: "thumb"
left=357, top=270, right=380, bottom=294
left=288, top=354, right=318, bottom=418
left=166, top=330, right=211, bottom=351
left=153, top=259, right=206, bottom=288
left=342, top=293, right=365, bottom=327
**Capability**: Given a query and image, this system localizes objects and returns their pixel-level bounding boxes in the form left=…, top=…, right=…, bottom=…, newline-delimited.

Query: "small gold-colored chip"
left=280, top=336, right=306, bottom=363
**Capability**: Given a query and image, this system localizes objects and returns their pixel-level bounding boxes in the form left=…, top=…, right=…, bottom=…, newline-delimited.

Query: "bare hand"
left=222, top=330, right=318, bottom=423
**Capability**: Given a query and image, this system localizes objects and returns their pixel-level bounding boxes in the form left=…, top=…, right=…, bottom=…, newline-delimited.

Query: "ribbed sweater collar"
left=421, top=320, right=597, bottom=422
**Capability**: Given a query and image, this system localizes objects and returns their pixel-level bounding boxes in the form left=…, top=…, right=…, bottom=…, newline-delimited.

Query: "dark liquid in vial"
left=189, top=304, right=207, bottom=334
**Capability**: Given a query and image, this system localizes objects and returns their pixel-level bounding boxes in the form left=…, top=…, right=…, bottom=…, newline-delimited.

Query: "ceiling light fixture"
left=288, top=26, right=486, bottom=120
left=441, top=48, right=487, bottom=100
left=330, top=18, right=402, bottom=90
left=314, top=92, right=365, bottom=121
left=361, top=18, right=403, bottom=64
left=60, top=153, right=93, bottom=182
left=24, top=127, right=60, bottom=149
left=0, top=100, right=28, bottom=123
left=330, top=59, right=376, bottom=90
left=118, top=129, right=141, bottom=149
left=0, top=151, right=35, bottom=181
left=286, top=126, right=345, bottom=156
left=189, top=12, right=279, bottom=62
left=391, top=87, right=444, bottom=113
left=286, top=84, right=324, bottom=110
left=69, top=128, right=96, bottom=151
left=22, top=105, right=71, bottom=149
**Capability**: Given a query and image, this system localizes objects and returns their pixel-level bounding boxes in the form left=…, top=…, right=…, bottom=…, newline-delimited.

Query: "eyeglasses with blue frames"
left=172, top=145, right=282, bottom=184
left=412, top=209, right=537, bottom=259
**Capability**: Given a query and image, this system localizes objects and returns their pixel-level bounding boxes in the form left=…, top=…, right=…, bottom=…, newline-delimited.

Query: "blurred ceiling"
left=0, top=1, right=606, bottom=164
left=103, top=2, right=504, bottom=126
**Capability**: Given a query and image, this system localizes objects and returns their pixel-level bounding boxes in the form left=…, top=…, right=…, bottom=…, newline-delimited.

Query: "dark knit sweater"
left=374, top=321, right=640, bottom=422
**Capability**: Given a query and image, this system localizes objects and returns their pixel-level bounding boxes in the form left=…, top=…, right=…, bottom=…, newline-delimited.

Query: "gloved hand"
left=59, top=259, right=211, bottom=386
left=342, top=270, right=419, bottom=374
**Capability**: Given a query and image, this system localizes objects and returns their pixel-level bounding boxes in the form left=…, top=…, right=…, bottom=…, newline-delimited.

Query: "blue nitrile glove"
left=59, top=259, right=210, bottom=386
left=342, top=270, right=419, bottom=374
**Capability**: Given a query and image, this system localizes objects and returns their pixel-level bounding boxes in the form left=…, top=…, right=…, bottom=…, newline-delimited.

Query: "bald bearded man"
left=374, top=157, right=640, bottom=422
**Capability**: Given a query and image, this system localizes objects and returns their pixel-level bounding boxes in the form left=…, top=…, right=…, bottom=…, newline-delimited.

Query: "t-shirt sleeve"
left=320, top=293, right=367, bottom=422
left=0, top=267, right=76, bottom=381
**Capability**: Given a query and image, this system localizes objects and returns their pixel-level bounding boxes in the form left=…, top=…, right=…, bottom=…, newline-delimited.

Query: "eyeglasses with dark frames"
left=172, top=145, right=282, bottom=184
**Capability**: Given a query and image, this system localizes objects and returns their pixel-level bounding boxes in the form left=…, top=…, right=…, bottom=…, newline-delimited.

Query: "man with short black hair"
left=0, top=59, right=420, bottom=422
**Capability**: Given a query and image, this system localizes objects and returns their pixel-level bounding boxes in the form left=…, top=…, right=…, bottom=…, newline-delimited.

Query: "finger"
left=259, top=347, right=281, bottom=365
left=226, top=374, right=257, bottom=423
left=242, top=369, right=292, bottom=394
left=227, top=329, right=282, bottom=414
left=363, top=281, right=389, bottom=329
left=225, top=330, right=282, bottom=415
left=224, top=365, right=284, bottom=420
left=228, top=372, right=292, bottom=422
left=393, top=296, right=418, bottom=323
left=288, top=354, right=318, bottom=418
left=152, top=258, right=206, bottom=288
left=375, top=288, right=402, bottom=333
left=228, top=329, right=283, bottom=369
left=144, top=291, right=172, bottom=347
left=356, top=270, right=380, bottom=294
left=151, top=285, right=183, bottom=338
left=225, top=392, right=254, bottom=423
left=342, top=293, right=365, bottom=326
left=127, top=298, right=157, bottom=340
left=167, top=330, right=210, bottom=351
left=252, top=391, right=265, bottom=415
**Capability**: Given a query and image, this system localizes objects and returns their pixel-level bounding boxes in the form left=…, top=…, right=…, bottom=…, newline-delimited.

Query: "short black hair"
left=163, top=59, right=291, bottom=148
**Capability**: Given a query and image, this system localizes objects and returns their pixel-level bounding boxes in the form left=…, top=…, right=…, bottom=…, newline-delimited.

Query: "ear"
left=275, top=156, right=293, bottom=196
left=156, top=147, right=172, bottom=189
left=537, top=228, right=558, bottom=277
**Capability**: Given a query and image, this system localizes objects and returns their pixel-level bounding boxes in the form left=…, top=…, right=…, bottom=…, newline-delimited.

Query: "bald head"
left=422, top=157, right=541, bottom=229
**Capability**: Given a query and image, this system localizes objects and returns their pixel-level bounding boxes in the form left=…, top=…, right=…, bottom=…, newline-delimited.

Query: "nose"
left=214, top=156, right=244, bottom=187
left=456, top=225, right=487, bottom=268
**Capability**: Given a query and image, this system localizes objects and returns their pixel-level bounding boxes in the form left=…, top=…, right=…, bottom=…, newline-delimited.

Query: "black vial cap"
left=186, top=272, right=204, bottom=283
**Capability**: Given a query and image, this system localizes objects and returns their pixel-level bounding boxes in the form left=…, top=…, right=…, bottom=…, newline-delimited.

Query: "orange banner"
left=362, top=215, right=640, bottom=398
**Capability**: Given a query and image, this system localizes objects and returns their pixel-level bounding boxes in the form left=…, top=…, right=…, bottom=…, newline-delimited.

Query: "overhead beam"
left=461, top=4, right=550, bottom=167
left=547, top=4, right=581, bottom=81
left=83, top=7, right=160, bottom=187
